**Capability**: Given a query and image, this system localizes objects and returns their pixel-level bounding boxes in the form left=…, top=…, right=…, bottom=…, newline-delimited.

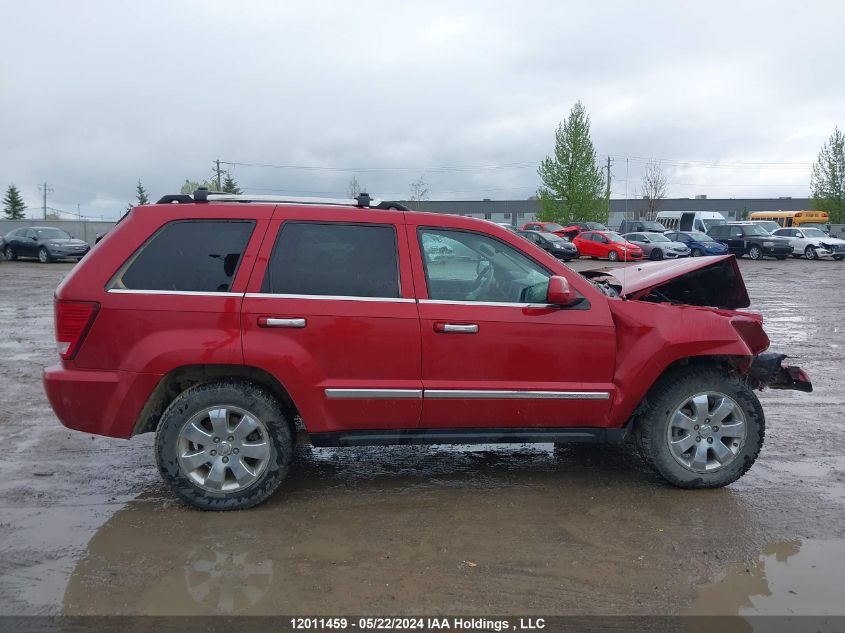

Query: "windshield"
left=642, top=222, right=665, bottom=232
left=701, top=218, right=726, bottom=232
left=647, top=233, right=670, bottom=242
left=802, top=228, right=827, bottom=238
left=689, top=231, right=714, bottom=242
left=755, top=221, right=780, bottom=233
left=35, top=228, right=71, bottom=240
left=541, top=232, right=567, bottom=243
left=802, top=223, right=829, bottom=233
left=585, top=222, right=608, bottom=231
left=606, top=232, right=627, bottom=244
left=541, top=223, right=565, bottom=232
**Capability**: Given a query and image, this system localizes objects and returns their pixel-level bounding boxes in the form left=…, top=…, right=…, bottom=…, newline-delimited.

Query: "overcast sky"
left=1, top=0, right=842, bottom=219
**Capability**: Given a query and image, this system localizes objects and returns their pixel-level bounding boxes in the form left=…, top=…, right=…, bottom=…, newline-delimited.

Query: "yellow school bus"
left=749, top=210, right=830, bottom=229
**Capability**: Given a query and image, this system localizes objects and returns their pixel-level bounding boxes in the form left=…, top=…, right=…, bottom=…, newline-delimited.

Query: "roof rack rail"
left=156, top=187, right=408, bottom=211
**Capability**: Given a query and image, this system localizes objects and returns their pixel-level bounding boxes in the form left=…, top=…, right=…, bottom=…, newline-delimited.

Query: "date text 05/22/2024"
left=290, top=618, right=546, bottom=631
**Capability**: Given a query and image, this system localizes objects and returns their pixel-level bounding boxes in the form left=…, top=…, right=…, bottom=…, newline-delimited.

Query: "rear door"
left=241, top=208, right=422, bottom=434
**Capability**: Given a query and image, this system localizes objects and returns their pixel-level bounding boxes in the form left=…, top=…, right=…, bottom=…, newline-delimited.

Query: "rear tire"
left=155, top=380, right=293, bottom=510
left=634, top=366, right=764, bottom=489
left=748, top=245, right=763, bottom=260
left=608, top=250, right=620, bottom=262
left=4, top=246, right=16, bottom=261
left=835, top=255, right=844, bottom=261
left=691, top=248, right=703, bottom=257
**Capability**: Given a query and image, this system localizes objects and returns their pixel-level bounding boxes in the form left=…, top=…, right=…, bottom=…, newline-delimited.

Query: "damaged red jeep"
left=43, top=190, right=812, bottom=510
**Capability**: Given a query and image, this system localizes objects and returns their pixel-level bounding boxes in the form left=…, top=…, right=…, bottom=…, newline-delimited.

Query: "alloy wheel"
left=666, top=392, right=747, bottom=473
left=805, top=246, right=817, bottom=260
left=176, top=406, right=272, bottom=492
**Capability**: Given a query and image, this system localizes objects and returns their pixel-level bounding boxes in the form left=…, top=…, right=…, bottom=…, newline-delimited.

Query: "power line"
left=222, top=160, right=537, bottom=173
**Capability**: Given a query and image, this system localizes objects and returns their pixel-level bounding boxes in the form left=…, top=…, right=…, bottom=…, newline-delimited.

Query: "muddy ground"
left=0, top=257, right=843, bottom=617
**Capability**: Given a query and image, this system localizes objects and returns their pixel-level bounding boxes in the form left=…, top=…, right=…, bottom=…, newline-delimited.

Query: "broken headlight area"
left=746, top=352, right=813, bottom=393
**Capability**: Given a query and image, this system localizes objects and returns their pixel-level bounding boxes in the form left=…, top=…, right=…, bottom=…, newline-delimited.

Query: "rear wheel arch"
left=133, top=364, right=301, bottom=437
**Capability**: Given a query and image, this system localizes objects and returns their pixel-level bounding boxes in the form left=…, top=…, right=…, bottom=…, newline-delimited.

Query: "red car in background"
left=573, top=230, right=644, bottom=261
left=521, top=221, right=569, bottom=237
left=560, top=221, right=608, bottom=240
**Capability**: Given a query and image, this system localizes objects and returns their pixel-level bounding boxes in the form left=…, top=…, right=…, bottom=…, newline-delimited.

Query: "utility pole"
left=605, top=156, right=612, bottom=213
left=214, top=159, right=223, bottom=191
left=39, top=182, right=53, bottom=220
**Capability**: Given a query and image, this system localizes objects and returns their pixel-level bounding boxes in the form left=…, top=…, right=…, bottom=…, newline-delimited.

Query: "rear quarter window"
left=110, top=220, right=255, bottom=292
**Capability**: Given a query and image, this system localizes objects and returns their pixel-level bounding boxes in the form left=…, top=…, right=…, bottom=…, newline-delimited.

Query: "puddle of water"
left=687, top=539, right=845, bottom=616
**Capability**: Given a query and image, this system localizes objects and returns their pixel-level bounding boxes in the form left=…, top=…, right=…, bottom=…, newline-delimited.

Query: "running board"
left=308, top=427, right=629, bottom=447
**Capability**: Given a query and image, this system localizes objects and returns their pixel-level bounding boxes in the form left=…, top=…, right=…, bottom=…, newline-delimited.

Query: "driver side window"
left=418, top=228, right=550, bottom=303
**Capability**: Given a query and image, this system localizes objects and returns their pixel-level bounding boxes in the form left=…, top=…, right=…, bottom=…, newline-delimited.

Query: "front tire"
left=634, top=366, right=764, bottom=488
left=748, top=245, right=763, bottom=260
left=38, top=247, right=52, bottom=263
left=804, top=245, right=818, bottom=260
left=155, top=380, right=293, bottom=510
left=650, top=249, right=664, bottom=261
left=691, top=248, right=703, bottom=257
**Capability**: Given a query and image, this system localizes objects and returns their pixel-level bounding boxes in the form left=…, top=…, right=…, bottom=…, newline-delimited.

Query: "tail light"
left=55, top=300, right=99, bottom=360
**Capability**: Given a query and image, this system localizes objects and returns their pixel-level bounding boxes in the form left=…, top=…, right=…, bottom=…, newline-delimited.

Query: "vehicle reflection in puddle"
left=687, top=539, right=845, bottom=616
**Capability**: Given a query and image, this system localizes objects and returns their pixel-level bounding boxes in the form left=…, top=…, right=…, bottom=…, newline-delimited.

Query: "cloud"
left=0, top=0, right=841, bottom=217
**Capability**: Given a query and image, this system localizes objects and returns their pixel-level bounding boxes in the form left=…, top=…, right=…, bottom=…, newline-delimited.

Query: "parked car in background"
left=771, top=227, right=845, bottom=260
left=560, top=221, right=608, bottom=240
left=517, top=230, right=579, bottom=261
left=622, top=232, right=690, bottom=260
left=3, top=226, right=91, bottom=263
left=496, top=223, right=518, bottom=232
left=750, top=220, right=780, bottom=234
left=521, top=221, right=569, bottom=237
left=663, top=231, right=729, bottom=257
left=707, top=223, right=793, bottom=260
left=618, top=219, right=666, bottom=234
left=43, top=188, right=812, bottom=510
left=572, top=230, right=644, bottom=261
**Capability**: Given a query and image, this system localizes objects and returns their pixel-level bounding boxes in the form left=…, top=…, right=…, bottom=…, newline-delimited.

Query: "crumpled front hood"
left=580, top=254, right=750, bottom=309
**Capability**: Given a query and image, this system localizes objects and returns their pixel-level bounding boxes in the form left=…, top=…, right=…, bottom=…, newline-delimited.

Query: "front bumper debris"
left=746, top=352, right=813, bottom=392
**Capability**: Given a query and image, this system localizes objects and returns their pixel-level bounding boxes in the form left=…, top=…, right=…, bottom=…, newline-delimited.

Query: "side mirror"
left=547, top=276, right=578, bottom=306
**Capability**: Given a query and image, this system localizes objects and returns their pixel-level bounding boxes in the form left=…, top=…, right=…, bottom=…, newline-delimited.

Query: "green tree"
left=811, top=126, right=845, bottom=224
left=127, top=179, right=150, bottom=212
left=537, top=101, right=608, bottom=225
left=3, top=184, right=26, bottom=219
left=222, top=172, right=242, bottom=194
left=180, top=179, right=220, bottom=195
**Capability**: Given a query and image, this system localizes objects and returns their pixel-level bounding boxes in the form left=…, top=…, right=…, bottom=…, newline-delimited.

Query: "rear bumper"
left=43, top=365, right=162, bottom=438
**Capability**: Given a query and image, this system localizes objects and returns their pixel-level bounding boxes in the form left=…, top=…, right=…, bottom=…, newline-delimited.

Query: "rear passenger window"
left=112, top=220, right=254, bottom=292
left=262, top=222, right=399, bottom=298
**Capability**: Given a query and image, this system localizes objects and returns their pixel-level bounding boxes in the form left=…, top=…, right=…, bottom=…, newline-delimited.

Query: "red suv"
left=573, top=230, right=645, bottom=261
left=44, top=190, right=811, bottom=510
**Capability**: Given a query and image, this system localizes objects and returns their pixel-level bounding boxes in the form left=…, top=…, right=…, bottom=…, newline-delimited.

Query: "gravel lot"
left=0, top=257, right=843, bottom=616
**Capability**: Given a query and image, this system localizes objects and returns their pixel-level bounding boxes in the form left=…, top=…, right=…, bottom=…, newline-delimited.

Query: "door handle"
left=258, top=317, right=306, bottom=328
left=434, top=322, right=479, bottom=334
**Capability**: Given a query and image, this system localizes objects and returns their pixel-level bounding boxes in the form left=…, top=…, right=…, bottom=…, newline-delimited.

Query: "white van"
left=655, top=211, right=727, bottom=233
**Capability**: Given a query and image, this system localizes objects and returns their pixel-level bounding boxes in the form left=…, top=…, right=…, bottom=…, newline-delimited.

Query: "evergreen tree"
left=222, top=172, right=242, bottom=194
left=537, top=101, right=608, bottom=225
left=3, top=184, right=26, bottom=219
left=811, top=126, right=845, bottom=224
left=135, top=179, right=150, bottom=205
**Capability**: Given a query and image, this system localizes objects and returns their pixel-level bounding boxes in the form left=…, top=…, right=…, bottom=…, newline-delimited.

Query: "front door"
left=408, top=224, right=616, bottom=429
left=242, top=210, right=422, bottom=433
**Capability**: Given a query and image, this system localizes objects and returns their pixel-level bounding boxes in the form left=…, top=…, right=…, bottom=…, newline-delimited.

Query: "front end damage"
left=582, top=255, right=813, bottom=395
left=747, top=352, right=813, bottom=392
